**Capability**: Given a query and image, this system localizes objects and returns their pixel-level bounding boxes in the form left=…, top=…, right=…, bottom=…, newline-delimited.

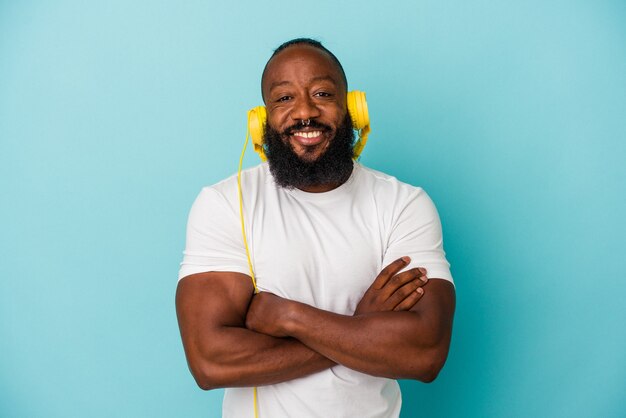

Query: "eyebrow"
left=268, top=75, right=338, bottom=93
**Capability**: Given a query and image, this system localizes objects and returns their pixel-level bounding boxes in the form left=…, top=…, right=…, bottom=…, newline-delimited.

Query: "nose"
left=290, top=96, right=321, bottom=123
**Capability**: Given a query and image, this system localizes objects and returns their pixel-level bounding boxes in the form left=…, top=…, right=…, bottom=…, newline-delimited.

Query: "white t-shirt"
left=179, top=162, right=453, bottom=418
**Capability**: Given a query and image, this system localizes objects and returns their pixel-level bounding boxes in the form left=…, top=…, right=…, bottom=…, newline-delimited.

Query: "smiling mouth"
left=290, top=130, right=325, bottom=146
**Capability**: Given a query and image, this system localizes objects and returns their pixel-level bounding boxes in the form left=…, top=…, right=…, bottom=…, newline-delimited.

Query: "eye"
left=314, top=91, right=332, bottom=98
left=276, top=96, right=292, bottom=102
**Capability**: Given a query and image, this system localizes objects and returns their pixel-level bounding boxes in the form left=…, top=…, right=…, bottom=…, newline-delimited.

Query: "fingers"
left=393, top=286, right=425, bottom=311
left=381, top=266, right=427, bottom=297
left=361, top=259, right=429, bottom=315
left=386, top=273, right=428, bottom=309
left=371, top=257, right=411, bottom=289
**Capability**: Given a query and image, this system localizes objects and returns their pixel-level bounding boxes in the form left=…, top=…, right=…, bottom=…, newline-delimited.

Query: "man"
left=176, top=38, right=455, bottom=417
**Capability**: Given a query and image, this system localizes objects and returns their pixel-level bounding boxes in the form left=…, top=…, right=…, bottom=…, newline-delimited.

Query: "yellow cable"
left=237, top=122, right=259, bottom=294
left=238, top=116, right=260, bottom=418
left=253, top=386, right=259, bottom=418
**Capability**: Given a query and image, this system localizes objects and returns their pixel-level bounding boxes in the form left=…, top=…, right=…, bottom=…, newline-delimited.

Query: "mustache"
left=283, top=120, right=331, bottom=135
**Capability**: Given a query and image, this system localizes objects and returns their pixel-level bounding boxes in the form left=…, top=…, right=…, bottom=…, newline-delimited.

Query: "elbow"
left=184, top=339, right=245, bottom=390
left=411, top=347, right=449, bottom=383
left=189, top=360, right=228, bottom=391
left=194, top=375, right=218, bottom=391
left=195, top=379, right=213, bottom=391
left=191, top=369, right=218, bottom=391
left=417, top=364, right=442, bottom=383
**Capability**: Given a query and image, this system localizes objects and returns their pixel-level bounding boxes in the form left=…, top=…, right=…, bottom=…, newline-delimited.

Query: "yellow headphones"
left=246, top=90, right=371, bottom=161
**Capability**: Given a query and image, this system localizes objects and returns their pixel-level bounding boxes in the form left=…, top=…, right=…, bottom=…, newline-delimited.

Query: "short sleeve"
left=178, top=187, right=250, bottom=281
left=382, top=189, right=453, bottom=284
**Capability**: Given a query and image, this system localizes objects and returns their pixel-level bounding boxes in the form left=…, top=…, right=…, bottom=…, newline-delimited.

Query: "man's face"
left=261, top=44, right=348, bottom=163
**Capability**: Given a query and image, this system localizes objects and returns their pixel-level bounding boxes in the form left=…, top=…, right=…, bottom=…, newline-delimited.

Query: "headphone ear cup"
left=347, top=90, right=369, bottom=130
left=347, top=91, right=371, bottom=159
left=247, top=106, right=267, bottom=161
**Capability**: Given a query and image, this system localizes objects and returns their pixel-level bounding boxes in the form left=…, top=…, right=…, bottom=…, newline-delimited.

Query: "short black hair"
left=261, top=38, right=348, bottom=99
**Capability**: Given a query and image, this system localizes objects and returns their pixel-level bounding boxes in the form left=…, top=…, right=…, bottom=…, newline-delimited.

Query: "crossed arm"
left=175, top=257, right=455, bottom=390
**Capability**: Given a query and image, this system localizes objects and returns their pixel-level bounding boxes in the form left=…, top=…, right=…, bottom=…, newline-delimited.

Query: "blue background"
left=1, top=1, right=624, bottom=417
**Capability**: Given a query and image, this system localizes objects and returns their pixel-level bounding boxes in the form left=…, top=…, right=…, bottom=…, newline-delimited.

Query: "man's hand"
left=246, top=257, right=429, bottom=338
left=354, top=256, right=428, bottom=315
left=246, top=291, right=294, bottom=337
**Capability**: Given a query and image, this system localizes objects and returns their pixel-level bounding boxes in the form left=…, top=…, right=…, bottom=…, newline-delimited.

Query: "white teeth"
left=294, top=131, right=322, bottom=139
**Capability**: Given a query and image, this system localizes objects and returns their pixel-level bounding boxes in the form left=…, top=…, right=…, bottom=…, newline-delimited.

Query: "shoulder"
left=355, top=163, right=428, bottom=204
left=210, top=163, right=269, bottom=194
left=196, top=163, right=270, bottom=206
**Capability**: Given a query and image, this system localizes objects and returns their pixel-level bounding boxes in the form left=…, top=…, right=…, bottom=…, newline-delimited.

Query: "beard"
left=264, top=113, right=355, bottom=190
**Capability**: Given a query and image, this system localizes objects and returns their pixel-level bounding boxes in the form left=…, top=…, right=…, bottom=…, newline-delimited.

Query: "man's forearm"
left=189, top=325, right=334, bottom=389
left=246, top=280, right=455, bottom=382
left=285, top=307, right=442, bottom=380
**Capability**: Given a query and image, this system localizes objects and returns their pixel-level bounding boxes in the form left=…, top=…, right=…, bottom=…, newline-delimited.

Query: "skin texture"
left=176, top=43, right=456, bottom=389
